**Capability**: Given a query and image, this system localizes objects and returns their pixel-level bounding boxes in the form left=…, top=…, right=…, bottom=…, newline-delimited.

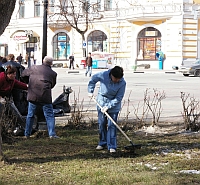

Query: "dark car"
left=179, top=59, right=200, bottom=76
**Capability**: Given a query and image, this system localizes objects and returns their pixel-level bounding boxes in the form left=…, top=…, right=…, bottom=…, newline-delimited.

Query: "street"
left=52, top=67, right=200, bottom=122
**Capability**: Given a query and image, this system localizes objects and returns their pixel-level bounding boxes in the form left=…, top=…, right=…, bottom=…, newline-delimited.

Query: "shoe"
left=23, top=136, right=30, bottom=139
left=49, top=135, right=60, bottom=139
left=85, top=73, right=87, bottom=77
left=96, top=145, right=104, bottom=150
left=110, top=148, right=116, bottom=153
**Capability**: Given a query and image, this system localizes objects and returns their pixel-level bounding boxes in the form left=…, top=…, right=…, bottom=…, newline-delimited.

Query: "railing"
left=103, top=3, right=183, bottom=18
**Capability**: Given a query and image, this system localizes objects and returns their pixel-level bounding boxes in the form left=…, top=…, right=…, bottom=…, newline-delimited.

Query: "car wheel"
left=194, top=70, right=200, bottom=77
left=183, top=74, right=189, bottom=76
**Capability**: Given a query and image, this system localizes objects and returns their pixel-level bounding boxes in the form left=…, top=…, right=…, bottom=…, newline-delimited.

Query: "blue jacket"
left=88, top=69, right=126, bottom=113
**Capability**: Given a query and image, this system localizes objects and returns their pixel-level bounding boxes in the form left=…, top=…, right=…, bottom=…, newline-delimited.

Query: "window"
left=104, top=0, right=112, bottom=10
left=49, top=0, right=55, bottom=14
left=53, top=32, right=70, bottom=60
left=60, top=0, right=68, bottom=12
left=88, top=0, right=101, bottom=11
left=34, top=1, right=40, bottom=17
left=19, top=0, right=25, bottom=19
left=87, top=30, right=107, bottom=52
left=137, top=27, right=161, bottom=60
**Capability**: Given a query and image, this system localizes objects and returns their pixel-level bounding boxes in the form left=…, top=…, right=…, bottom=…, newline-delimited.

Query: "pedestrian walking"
left=21, top=56, right=59, bottom=139
left=87, top=66, right=126, bottom=153
left=25, top=53, right=29, bottom=65
left=69, top=53, right=75, bottom=69
left=16, top=53, right=23, bottom=64
left=85, top=52, right=93, bottom=77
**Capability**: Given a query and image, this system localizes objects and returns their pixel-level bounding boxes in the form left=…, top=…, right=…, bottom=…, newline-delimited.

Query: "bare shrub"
left=180, top=92, right=200, bottom=131
left=132, top=98, right=149, bottom=129
left=0, top=99, right=20, bottom=161
left=119, top=91, right=132, bottom=130
left=119, top=88, right=165, bottom=130
left=67, top=89, right=85, bottom=127
left=144, top=88, right=166, bottom=126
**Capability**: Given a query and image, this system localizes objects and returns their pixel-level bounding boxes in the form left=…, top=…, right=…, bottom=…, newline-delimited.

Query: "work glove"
left=88, top=93, right=93, bottom=99
left=0, top=97, right=6, bottom=105
left=101, top=106, right=108, bottom=114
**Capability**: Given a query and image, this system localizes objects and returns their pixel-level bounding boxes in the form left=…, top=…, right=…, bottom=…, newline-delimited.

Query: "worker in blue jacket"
left=88, top=66, right=126, bottom=153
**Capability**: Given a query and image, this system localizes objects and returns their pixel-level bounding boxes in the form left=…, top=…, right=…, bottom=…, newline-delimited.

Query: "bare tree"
left=0, top=0, right=16, bottom=162
left=0, top=0, right=16, bottom=35
left=51, top=0, right=100, bottom=57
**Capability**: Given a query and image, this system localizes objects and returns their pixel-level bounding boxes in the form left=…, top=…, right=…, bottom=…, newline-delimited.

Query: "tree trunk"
left=0, top=105, right=4, bottom=162
left=0, top=0, right=16, bottom=35
left=0, top=0, right=16, bottom=162
left=0, top=135, right=3, bottom=161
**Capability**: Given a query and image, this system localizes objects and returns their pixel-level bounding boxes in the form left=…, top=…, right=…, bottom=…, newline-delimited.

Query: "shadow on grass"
left=3, top=125, right=200, bottom=165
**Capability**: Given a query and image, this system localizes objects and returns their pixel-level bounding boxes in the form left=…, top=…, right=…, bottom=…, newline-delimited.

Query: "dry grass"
left=0, top=119, right=200, bottom=185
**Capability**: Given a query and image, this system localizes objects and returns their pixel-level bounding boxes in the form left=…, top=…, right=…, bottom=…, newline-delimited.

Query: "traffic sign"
left=82, top=41, right=87, bottom=48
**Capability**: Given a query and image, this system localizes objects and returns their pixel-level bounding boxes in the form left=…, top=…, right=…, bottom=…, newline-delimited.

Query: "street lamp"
left=25, top=30, right=33, bottom=68
left=42, top=0, right=48, bottom=61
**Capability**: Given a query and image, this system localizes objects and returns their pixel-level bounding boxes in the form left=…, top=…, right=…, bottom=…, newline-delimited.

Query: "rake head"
left=124, top=144, right=142, bottom=151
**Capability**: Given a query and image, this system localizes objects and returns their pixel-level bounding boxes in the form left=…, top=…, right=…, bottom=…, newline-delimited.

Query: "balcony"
left=104, top=3, right=183, bottom=22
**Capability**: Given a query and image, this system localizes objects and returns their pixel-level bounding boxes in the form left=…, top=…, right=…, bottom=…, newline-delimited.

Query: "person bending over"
left=87, top=66, right=126, bottom=153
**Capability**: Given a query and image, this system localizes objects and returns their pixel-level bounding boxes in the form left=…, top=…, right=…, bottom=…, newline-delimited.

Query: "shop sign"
left=58, top=36, right=66, bottom=41
left=145, top=31, right=158, bottom=37
left=13, top=31, right=29, bottom=43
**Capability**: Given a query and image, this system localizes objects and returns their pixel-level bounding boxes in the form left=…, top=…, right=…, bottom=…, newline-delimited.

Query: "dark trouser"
left=69, top=61, right=74, bottom=69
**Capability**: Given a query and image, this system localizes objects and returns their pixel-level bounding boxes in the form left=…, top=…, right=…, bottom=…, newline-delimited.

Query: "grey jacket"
left=21, top=64, right=57, bottom=104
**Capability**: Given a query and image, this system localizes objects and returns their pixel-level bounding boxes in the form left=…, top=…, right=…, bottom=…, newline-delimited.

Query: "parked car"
left=179, top=59, right=200, bottom=76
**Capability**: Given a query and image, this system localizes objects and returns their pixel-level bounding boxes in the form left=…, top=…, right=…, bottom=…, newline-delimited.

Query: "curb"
left=133, top=70, right=178, bottom=74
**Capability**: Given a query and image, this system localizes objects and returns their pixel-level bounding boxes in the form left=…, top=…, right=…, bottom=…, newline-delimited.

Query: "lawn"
left=0, top=120, right=200, bottom=185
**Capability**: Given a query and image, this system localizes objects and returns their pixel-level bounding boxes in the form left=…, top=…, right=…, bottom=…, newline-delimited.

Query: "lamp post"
left=25, top=30, right=33, bottom=68
left=42, top=0, right=48, bottom=61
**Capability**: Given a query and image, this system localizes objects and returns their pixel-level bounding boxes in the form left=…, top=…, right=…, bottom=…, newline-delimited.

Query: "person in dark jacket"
left=21, top=56, right=59, bottom=139
left=69, top=53, right=75, bottom=70
left=2, top=54, right=25, bottom=80
left=0, top=57, right=7, bottom=73
left=16, top=53, right=23, bottom=64
left=85, top=52, right=93, bottom=77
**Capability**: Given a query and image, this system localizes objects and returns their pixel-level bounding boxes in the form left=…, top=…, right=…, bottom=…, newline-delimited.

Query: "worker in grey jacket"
left=88, top=66, right=126, bottom=153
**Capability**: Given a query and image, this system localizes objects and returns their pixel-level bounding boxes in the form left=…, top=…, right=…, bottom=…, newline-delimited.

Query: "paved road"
left=52, top=67, right=200, bottom=122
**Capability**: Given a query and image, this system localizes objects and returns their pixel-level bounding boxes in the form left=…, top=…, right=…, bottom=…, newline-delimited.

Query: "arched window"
left=53, top=32, right=70, bottom=60
left=137, top=27, right=161, bottom=60
left=87, top=30, right=107, bottom=52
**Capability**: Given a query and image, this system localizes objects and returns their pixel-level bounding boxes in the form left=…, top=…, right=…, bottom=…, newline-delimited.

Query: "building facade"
left=1, top=0, right=200, bottom=69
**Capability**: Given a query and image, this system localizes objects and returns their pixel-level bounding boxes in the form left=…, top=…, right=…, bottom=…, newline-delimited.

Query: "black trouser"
left=69, top=61, right=74, bottom=69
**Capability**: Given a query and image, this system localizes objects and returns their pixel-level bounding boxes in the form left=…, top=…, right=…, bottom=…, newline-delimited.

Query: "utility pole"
left=42, top=0, right=48, bottom=61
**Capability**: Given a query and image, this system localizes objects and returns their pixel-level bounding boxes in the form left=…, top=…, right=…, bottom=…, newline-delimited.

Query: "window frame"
left=137, top=27, right=162, bottom=61
left=34, top=1, right=40, bottom=17
left=52, top=32, right=70, bottom=61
